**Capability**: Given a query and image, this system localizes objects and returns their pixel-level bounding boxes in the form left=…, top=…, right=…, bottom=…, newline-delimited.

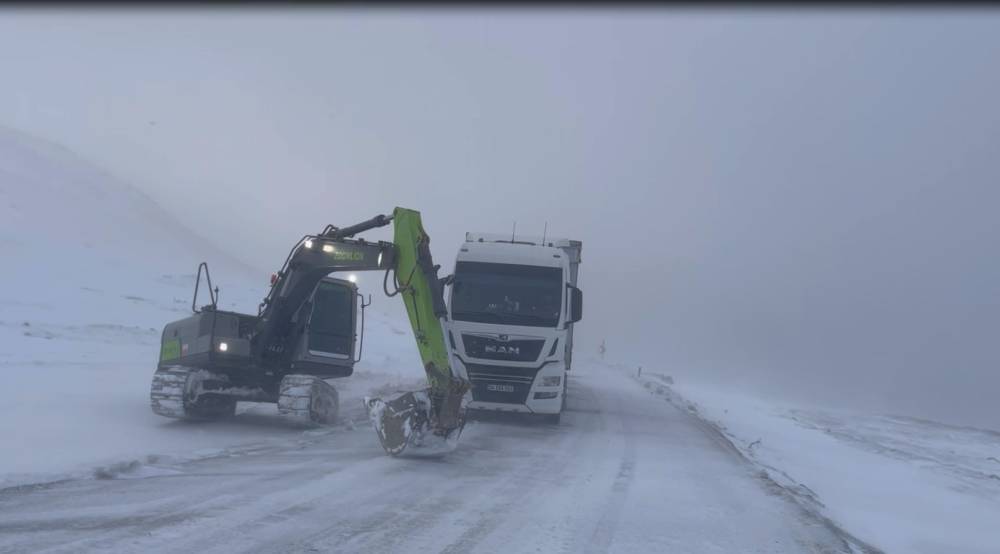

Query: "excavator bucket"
left=364, top=390, right=465, bottom=457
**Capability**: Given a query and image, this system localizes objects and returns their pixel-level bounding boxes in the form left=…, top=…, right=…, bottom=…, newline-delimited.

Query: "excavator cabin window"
left=307, top=280, right=355, bottom=359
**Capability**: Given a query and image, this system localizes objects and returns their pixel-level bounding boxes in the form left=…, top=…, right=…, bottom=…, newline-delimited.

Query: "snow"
left=0, top=359, right=857, bottom=554
left=632, top=368, right=1000, bottom=554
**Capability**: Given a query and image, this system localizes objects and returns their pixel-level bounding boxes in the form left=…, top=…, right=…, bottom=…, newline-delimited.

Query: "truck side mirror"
left=569, top=286, right=583, bottom=323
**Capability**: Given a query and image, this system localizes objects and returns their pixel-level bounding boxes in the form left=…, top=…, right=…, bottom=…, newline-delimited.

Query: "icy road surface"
left=0, top=362, right=860, bottom=554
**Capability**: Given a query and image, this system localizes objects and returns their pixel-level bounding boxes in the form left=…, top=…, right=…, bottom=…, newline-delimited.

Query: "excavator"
left=150, top=207, right=470, bottom=456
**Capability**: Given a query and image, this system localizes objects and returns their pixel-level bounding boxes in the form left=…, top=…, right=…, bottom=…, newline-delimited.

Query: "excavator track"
left=278, top=374, right=339, bottom=425
left=150, top=367, right=191, bottom=419
left=150, top=366, right=236, bottom=420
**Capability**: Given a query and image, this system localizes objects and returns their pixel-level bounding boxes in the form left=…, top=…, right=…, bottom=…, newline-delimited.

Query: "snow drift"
left=631, top=366, right=1000, bottom=554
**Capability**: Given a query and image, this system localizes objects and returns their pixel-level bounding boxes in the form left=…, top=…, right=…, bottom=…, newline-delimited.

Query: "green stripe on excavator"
left=160, top=338, right=181, bottom=361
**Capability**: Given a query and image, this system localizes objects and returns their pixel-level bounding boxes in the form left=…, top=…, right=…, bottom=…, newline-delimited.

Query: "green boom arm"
left=390, top=207, right=456, bottom=393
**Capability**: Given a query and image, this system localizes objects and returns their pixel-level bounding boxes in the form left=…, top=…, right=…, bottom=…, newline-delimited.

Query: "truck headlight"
left=541, top=376, right=562, bottom=387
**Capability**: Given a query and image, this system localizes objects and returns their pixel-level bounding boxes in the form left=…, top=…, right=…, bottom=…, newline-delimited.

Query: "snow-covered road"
left=0, top=362, right=859, bottom=554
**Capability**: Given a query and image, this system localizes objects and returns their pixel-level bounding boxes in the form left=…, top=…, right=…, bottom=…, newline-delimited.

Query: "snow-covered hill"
left=0, top=127, right=423, bottom=488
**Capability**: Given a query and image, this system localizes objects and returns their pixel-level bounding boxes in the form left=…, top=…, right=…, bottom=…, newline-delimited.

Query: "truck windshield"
left=450, top=261, right=563, bottom=328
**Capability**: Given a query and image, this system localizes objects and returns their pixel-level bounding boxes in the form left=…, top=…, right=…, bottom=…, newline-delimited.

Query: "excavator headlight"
left=303, top=239, right=313, bottom=249
left=322, top=244, right=334, bottom=253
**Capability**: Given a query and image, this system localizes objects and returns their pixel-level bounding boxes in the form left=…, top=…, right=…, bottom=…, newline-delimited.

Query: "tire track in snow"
left=586, top=436, right=636, bottom=551
left=435, top=423, right=580, bottom=554
left=582, top=384, right=638, bottom=554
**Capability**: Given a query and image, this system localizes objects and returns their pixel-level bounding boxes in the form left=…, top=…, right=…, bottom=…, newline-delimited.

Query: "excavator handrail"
left=192, top=262, right=218, bottom=313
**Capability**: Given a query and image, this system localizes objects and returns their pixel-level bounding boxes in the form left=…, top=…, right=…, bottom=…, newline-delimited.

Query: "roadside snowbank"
left=629, top=367, right=1000, bottom=554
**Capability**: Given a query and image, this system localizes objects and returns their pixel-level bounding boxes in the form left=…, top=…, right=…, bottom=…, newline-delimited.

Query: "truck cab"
left=446, top=233, right=582, bottom=422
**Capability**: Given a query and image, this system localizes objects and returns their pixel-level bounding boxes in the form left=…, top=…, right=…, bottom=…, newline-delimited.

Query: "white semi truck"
left=444, top=232, right=582, bottom=423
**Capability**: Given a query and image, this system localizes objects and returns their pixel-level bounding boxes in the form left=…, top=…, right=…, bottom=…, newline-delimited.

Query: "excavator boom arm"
left=389, top=207, right=458, bottom=392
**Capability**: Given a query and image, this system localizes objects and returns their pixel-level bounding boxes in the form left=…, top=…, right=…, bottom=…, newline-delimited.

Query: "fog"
left=2, top=9, right=998, bottom=428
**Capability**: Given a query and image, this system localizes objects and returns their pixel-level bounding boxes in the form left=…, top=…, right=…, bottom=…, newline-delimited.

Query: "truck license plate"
left=486, top=384, right=515, bottom=393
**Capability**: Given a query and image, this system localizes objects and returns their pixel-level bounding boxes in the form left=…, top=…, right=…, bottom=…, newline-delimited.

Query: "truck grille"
left=466, top=363, right=540, bottom=405
left=462, top=334, right=545, bottom=362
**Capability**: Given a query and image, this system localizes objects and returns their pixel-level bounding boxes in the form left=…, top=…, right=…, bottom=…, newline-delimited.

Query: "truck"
left=444, top=232, right=583, bottom=423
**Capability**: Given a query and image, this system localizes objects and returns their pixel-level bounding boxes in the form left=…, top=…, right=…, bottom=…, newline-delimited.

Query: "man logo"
left=498, top=334, right=509, bottom=341
left=485, top=344, right=520, bottom=356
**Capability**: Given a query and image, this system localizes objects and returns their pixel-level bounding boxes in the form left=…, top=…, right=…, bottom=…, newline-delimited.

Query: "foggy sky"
left=2, top=9, right=998, bottom=427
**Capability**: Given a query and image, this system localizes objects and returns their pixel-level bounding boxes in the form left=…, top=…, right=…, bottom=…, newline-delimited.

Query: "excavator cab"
left=289, top=276, right=366, bottom=377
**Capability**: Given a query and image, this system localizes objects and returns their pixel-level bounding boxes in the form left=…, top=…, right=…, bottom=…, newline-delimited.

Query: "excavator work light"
left=304, top=239, right=314, bottom=249
left=322, top=244, right=334, bottom=253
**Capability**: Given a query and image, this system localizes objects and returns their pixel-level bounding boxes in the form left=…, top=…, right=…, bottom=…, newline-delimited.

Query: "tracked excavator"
left=150, top=207, right=470, bottom=456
